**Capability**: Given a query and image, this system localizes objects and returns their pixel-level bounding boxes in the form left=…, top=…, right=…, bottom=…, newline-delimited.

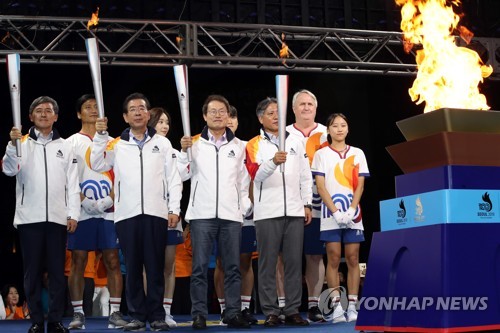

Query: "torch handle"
left=85, top=38, right=106, bottom=121
left=7, top=53, right=22, bottom=157
left=276, top=75, right=289, bottom=173
left=174, top=65, right=192, bottom=162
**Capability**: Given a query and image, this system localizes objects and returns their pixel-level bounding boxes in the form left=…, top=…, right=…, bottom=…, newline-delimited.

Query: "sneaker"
left=347, top=306, right=358, bottom=322
left=332, top=305, right=347, bottom=323
left=165, top=314, right=177, bottom=328
left=278, top=307, right=285, bottom=323
left=69, top=312, right=85, bottom=329
left=108, top=311, right=129, bottom=329
left=241, top=308, right=258, bottom=324
left=123, top=319, right=146, bottom=331
left=307, top=306, right=325, bottom=323
left=219, top=310, right=227, bottom=326
left=150, top=320, right=170, bottom=331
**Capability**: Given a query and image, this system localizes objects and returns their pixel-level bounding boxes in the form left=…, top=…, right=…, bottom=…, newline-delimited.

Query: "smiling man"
left=179, top=95, right=252, bottom=330
left=91, top=92, right=182, bottom=332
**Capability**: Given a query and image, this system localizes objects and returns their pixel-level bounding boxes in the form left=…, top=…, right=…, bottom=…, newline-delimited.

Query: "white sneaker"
left=332, top=305, right=346, bottom=323
left=69, top=312, right=86, bottom=329
left=165, top=314, right=177, bottom=328
left=347, top=306, right=358, bottom=322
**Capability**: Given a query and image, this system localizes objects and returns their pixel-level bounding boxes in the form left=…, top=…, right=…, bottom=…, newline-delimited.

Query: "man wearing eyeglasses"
left=179, top=95, right=252, bottom=330
left=91, top=92, right=182, bottom=332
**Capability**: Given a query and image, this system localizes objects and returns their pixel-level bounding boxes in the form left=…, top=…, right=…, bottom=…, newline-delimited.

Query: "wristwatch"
left=304, top=204, right=312, bottom=210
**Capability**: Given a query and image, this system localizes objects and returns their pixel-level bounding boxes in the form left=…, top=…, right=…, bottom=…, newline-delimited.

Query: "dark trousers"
left=18, top=222, right=67, bottom=324
left=115, top=215, right=167, bottom=322
left=190, top=219, right=242, bottom=319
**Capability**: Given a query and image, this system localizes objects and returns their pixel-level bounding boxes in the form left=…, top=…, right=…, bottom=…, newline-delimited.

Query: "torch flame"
left=87, top=7, right=100, bottom=30
left=279, top=33, right=289, bottom=64
left=396, top=0, right=493, bottom=113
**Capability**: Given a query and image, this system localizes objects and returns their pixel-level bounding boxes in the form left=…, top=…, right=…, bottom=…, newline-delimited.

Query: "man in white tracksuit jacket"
left=3, top=96, right=80, bottom=333
left=91, top=93, right=181, bottom=332
left=179, top=94, right=252, bottom=330
left=245, top=97, right=312, bottom=327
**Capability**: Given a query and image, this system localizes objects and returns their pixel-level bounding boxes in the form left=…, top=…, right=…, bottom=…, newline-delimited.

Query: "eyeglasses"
left=207, top=109, right=228, bottom=116
left=128, top=106, right=148, bottom=114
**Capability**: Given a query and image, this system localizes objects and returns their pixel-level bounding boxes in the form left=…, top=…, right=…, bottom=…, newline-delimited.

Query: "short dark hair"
left=255, top=97, right=277, bottom=117
left=148, top=107, right=172, bottom=130
left=326, top=113, right=349, bottom=144
left=229, top=105, right=238, bottom=118
left=202, top=95, right=230, bottom=115
left=75, top=94, right=96, bottom=114
left=123, top=92, right=150, bottom=114
left=29, top=96, right=59, bottom=114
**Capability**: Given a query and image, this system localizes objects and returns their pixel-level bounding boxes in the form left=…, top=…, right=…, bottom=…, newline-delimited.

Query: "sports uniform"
left=286, top=123, right=328, bottom=254
left=66, top=133, right=118, bottom=250
left=311, top=145, right=370, bottom=241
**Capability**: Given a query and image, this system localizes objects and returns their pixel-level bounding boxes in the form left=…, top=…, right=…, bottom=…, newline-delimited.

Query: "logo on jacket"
left=56, top=150, right=64, bottom=158
left=289, top=147, right=296, bottom=155
left=152, top=145, right=160, bottom=153
left=228, top=150, right=236, bottom=158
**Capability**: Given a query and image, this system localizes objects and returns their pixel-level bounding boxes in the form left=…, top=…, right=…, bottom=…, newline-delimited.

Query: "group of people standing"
left=2, top=88, right=369, bottom=333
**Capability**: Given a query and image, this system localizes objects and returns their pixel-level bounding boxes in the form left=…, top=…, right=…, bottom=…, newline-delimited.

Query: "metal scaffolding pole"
left=0, top=15, right=498, bottom=79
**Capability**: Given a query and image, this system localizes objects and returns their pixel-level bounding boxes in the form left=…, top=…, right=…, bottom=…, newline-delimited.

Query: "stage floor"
left=0, top=314, right=363, bottom=332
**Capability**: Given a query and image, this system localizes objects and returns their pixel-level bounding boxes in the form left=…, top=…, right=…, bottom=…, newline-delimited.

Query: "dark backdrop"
left=1, top=64, right=499, bottom=290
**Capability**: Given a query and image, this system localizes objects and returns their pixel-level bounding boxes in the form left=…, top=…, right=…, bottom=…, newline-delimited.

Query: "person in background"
left=147, top=107, right=184, bottom=328
left=171, top=218, right=192, bottom=316
left=92, top=92, right=182, bottom=332
left=64, top=250, right=96, bottom=319
left=0, top=289, right=6, bottom=320
left=179, top=95, right=252, bottom=329
left=312, top=113, right=369, bottom=323
left=2, top=284, right=29, bottom=320
left=213, top=105, right=258, bottom=326
left=92, top=252, right=110, bottom=317
left=245, top=97, right=312, bottom=327
left=3, top=96, right=80, bottom=333
left=286, top=89, right=328, bottom=323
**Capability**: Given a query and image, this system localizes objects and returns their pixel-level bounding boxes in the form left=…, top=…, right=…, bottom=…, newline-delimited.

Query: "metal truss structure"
left=0, top=15, right=499, bottom=79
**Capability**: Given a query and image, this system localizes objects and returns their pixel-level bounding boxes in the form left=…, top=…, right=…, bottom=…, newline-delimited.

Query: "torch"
left=6, top=53, right=22, bottom=157
left=276, top=75, right=288, bottom=173
left=173, top=64, right=192, bottom=161
left=85, top=37, right=106, bottom=131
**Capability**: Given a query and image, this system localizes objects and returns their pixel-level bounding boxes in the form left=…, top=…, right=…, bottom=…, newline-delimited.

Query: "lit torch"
left=173, top=65, right=192, bottom=161
left=276, top=75, right=288, bottom=173
left=85, top=8, right=105, bottom=132
left=279, top=33, right=289, bottom=65
left=6, top=53, right=22, bottom=157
